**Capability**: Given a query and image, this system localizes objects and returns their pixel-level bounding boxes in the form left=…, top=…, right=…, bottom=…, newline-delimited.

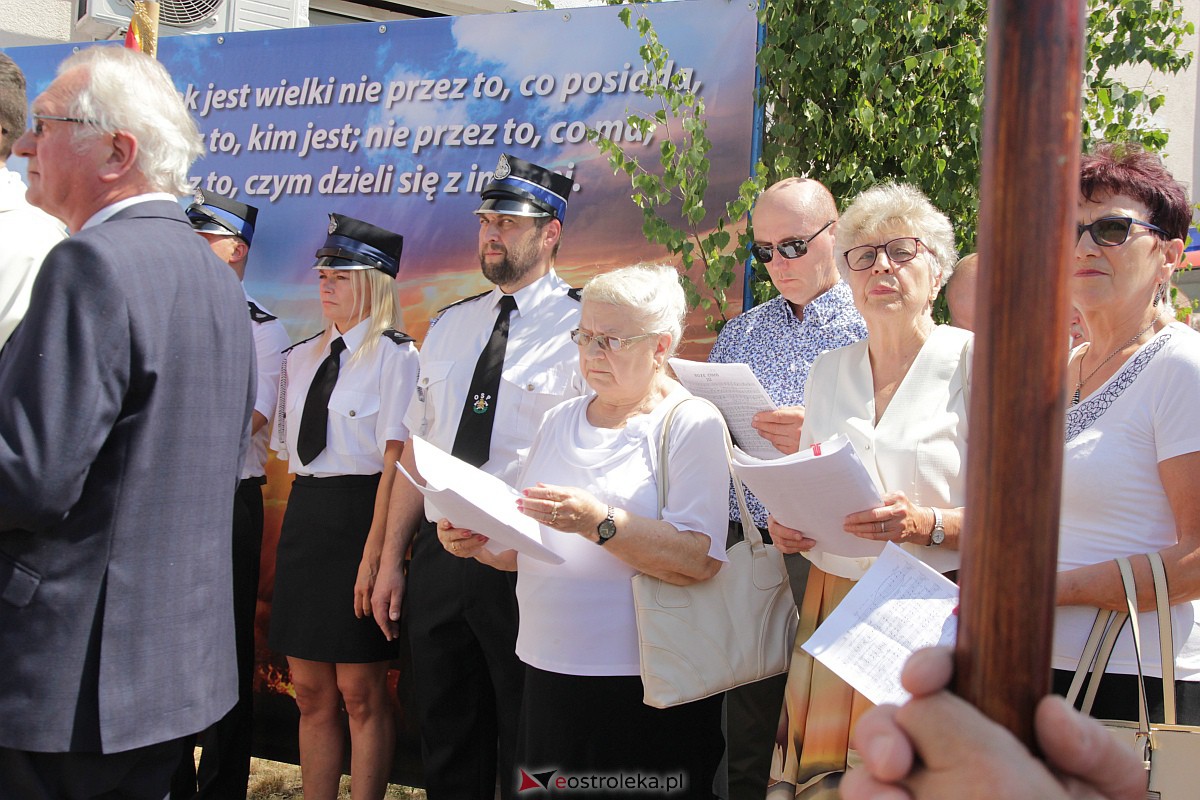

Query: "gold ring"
left=550, top=507, right=559, bottom=524
left=878, top=521, right=884, bottom=534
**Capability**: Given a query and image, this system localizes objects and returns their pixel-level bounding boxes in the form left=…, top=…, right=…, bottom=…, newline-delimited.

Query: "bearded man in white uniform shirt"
left=372, top=153, right=585, bottom=800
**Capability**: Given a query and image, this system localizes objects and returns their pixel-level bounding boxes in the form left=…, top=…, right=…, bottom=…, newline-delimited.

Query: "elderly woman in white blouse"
left=438, top=264, right=730, bottom=798
left=766, top=183, right=970, bottom=797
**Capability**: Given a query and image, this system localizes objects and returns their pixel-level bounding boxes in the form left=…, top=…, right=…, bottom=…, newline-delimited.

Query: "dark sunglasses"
left=1076, top=216, right=1169, bottom=247
left=750, top=220, right=834, bottom=264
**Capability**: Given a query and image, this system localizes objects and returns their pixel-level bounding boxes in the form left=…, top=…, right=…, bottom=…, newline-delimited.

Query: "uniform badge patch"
left=493, top=154, right=511, bottom=180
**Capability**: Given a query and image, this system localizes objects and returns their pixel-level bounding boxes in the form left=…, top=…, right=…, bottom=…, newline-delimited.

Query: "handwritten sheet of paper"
left=667, top=358, right=780, bottom=459
left=398, top=436, right=565, bottom=565
left=730, top=435, right=884, bottom=560
left=802, top=543, right=958, bottom=706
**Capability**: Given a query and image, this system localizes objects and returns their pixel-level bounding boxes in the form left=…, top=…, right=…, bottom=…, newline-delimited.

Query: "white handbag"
left=1066, top=552, right=1200, bottom=798
left=632, top=397, right=799, bottom=709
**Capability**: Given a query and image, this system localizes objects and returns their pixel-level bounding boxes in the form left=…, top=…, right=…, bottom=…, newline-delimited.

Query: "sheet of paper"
left=667, top=358, right=780, bottom=458
left=802, top=543, right=958, bottom=706
left=730, top=435, right=884, bottom=560
left=399, top=436, right=564, bottom=565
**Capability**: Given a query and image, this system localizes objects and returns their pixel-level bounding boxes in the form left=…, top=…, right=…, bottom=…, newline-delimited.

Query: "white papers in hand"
left=667, top=358, right=779, bottom=458
left=730, top=434, right=883, bottom=560
left=398, top=436, right=564, bottom=565
left=802, top=543, right=958, bottom=706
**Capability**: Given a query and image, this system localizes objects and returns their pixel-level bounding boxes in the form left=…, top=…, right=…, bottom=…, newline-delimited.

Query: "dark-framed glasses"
left=569, top=328, right=658, bottom=352
left=750, top=219, right=835, bottom=264
left=844, top=237, right=924, bottom=271
left=30, top=114, right=93, bottom=136
left=1076, top=216, right=1168, bottom=247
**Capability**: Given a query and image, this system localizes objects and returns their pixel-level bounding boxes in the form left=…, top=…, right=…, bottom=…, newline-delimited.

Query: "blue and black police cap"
left=313, top=213, right=404, bottom=279
left=186, top=190, right=258, bottom=246
left=474, top=153, right=573, bottom=225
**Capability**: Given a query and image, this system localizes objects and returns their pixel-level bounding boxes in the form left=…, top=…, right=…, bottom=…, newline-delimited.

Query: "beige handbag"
left=632, top=397, right=799, bottom=709
left=1066, top=552, right=1200, bottom=799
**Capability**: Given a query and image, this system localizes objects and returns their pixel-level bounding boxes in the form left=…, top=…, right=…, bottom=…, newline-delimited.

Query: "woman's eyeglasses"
left=750, top=220, right=835, bottom=264
left=844, top=237, right=924, bottom=271
left=1076, top=216, right=1168, bottom=247
left=569, top=329, right=658, bottom=352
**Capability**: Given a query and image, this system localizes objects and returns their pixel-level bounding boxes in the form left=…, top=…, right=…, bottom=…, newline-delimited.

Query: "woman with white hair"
left=439, top=264, right=730, bottom=797
left=766, top=183, right=971, bottom=796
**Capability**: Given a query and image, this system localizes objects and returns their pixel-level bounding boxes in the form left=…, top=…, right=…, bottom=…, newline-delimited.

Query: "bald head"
left=751, top=178, right=841, bottom=316
left=945, top=252, right=979, bottom=331
left=756, top=177, right=838, bottom=222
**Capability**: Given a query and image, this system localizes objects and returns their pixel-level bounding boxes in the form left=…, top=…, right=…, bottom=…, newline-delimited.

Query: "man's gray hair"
left=60, top=46, right=202, bottom=195
left=582, top=264, right=687, bottom=358
left=835, top=182, right=958, bottom=290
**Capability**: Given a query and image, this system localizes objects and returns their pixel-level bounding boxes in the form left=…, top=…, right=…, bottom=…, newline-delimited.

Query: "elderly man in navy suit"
left=0, top=46, right=255, bottom=800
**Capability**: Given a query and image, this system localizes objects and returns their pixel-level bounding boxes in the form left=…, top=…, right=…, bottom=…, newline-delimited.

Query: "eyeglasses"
left=1076, top=216, right=1168, bottom=247
left=30, top=114, right=92, bottom=136
left=750, top=220, right=835, bottom=264
left=569, top=328, right=659, bottom=352
left=844, top=237, right=924, bottom=271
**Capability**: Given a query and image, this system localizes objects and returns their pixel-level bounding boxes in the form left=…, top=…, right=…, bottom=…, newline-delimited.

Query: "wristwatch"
left=596, top=506, right=617, bottom=546
left=927, top=507, right=945, bottom=547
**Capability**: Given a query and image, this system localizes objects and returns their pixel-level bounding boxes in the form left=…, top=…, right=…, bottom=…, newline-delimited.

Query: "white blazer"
left=797, top=324, right=972, bottom=579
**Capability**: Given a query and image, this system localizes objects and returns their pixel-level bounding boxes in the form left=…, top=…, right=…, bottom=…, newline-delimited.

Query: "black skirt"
left=268, top=473, right=398, bottom=663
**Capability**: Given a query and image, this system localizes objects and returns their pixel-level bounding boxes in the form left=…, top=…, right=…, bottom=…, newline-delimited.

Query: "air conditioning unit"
left=75, top=0, right=308, bottom=41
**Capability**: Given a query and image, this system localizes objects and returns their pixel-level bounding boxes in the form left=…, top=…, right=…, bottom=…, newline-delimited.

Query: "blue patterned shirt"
left=708, top=282, right=868, bottom=527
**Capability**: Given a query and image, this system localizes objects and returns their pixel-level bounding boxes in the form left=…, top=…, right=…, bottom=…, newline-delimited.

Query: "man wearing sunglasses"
left=0, top=52, right=65, bottom=348
left=707, top=177, right=866, bottom=799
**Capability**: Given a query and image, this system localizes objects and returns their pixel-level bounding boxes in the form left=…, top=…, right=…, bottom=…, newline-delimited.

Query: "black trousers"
left=406, top=517, right=524, bottom=800
left=171, top=477, right=264, bottom=800
left=517, top=665, right=724, bottom=799
left=723, top=520, right=809, bottom=800
left=1052, top=668, right=1200, bottom=725
left=1, top=737, right=189, bottom=800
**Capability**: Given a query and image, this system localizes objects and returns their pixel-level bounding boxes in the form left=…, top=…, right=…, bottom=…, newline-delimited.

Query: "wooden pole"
left=953, top=0, right=1083, bottom=749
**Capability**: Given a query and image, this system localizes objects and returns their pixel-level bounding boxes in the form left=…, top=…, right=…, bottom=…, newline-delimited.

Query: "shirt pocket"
left=413, top=360, right=455, bottom=437
left=327, top=389, right=381, bottom=456
left=504, top=361, right=576, bottom=439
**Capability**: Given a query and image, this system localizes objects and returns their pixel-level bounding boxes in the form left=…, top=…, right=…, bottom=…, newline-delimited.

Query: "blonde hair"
left=835, top=182, right=958, bottom=291
left=321, top=268, right=401, bottom=361
left=582, top=264, right=687, bottom=358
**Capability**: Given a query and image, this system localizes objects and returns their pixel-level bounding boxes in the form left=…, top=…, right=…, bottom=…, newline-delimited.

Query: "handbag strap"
left=1114, top=557, right=1151, bottom=733
left=658, top=396, right=764, bottom=550
left=1148, top=551, right=1176, bottom=724
left=1066, top=605, right=1125, bottom=711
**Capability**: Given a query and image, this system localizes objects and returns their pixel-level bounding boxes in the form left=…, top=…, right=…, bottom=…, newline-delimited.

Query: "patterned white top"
left=1055, top=322, right=1200, bottom=680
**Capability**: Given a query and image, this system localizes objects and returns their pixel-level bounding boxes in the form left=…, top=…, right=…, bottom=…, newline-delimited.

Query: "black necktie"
left=297, top=336, right=347, bottom=466
left=452, top=294, right=517, bottom=467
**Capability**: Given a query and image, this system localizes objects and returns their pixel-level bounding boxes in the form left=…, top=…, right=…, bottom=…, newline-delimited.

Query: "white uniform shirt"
left=273, top=316, right=418, bottom=477
left=242, top=292, right=291, bottom=480
left=514, top=389, right=730, bottom=676
left=404, top=269, right=585, bottom=486
left=797, top=325, right=972, bottom=579
left=1054, top=322, right=1200, bottom=680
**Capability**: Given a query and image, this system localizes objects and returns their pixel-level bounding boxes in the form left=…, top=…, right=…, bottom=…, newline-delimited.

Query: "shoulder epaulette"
left=282, top=331, right=323, bottom=354
left=382, top=329, right=415, bottom=345
left=567, top=287, right=582, bottom=301
left=437, top=290, right=490, bottom=315
left=248, top=300, right=278, bottom=323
